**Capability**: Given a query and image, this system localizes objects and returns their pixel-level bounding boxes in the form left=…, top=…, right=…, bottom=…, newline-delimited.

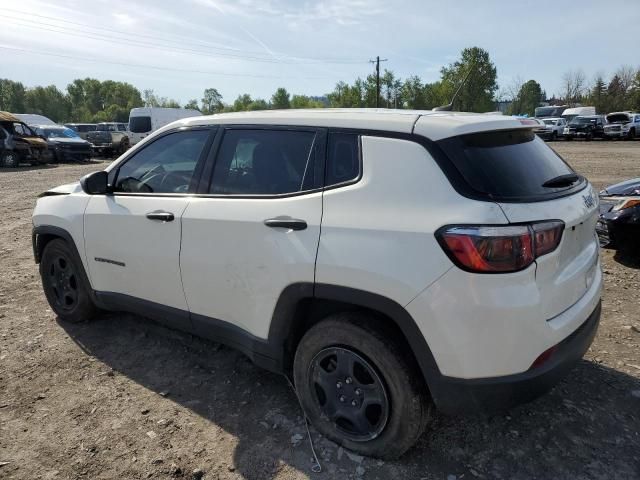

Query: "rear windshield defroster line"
left=436, top=129, right=587, bottom=202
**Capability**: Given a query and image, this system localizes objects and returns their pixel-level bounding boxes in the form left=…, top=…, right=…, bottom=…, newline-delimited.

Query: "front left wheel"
left=293, top=313, right=431, bottom=459
left=40, top=239, right=98, bottom=323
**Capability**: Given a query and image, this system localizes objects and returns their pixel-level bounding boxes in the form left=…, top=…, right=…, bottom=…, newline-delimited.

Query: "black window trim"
left=102, top=123, right=586, bottom=203
left=108, top=125, right=217, bottom=197
left=323, top=128, right=363, bottom=191
left=197, top=124, right=328, bottom=200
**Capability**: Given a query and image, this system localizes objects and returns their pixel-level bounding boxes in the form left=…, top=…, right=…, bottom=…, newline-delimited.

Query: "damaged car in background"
left=0, top=111, right=51, bottom=167
left=597, top=177, right=640, bottom=247
left=603, top=112, right=640, bottom=140
left=34, top=125, right=93, bottom=163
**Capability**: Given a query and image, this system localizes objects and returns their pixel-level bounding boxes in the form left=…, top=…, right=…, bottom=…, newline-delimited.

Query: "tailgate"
left=499, top=186, right=600, bottom=320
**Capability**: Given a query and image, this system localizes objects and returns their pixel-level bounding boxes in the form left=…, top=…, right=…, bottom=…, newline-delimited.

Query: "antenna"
left=433, top=62, right=474, bottom=112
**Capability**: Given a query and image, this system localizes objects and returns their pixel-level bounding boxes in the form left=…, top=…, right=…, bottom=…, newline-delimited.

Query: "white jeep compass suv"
left=33, top=109, right=602, bottom=458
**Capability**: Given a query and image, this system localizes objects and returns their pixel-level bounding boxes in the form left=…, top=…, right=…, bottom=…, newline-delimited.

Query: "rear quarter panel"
left=315, top=135, right=509, bottom=306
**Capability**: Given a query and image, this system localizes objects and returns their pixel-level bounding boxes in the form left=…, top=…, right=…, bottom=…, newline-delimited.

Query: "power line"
left=0, top=45, right=337, bottom=80
left=2, top=9, right=367, bottom=66
left=369, top=56, right=388, bottom=108
left=4, top=18, right=304, bottom=65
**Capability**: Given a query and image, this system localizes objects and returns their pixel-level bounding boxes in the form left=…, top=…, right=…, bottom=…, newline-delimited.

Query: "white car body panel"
left=180, top=193, right=322, bottom=339
left=83, top=195, right=191, bottom=311
left=32, top=187, right=91, bottom=274
left=315, top=136, right=508, bottom=306
left=406, top=259, right=602, bottom=378
left=498, top=186, right=600, bottom=320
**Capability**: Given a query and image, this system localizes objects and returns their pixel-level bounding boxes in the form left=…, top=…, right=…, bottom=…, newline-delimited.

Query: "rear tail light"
left=436, top=221, right=564, bottom=273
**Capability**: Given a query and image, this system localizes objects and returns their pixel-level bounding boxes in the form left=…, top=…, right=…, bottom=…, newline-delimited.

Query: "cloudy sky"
left=1, top=0, right=637, bottom=105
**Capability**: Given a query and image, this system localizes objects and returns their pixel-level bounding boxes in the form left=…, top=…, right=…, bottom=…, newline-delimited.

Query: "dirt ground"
left=1, top=141, right=639, bottom=480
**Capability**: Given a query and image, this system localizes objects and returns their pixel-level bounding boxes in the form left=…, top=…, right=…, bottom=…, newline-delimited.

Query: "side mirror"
left=80, top=171, right=109, bottom=195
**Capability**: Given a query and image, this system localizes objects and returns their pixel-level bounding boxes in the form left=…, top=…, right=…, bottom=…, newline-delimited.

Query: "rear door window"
left=209, top=129, right=318, bottom=195
left=438, top=129, right=584, bottom=201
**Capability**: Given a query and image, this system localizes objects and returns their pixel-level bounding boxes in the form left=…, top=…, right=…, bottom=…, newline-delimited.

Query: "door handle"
left=264, top=217, right=307, bottom=231
left=146, top=211, right=174, bottom=222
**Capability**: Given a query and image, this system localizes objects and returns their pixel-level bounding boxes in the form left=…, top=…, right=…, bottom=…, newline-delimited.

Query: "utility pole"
left=369, top=56, right=388, bottom=108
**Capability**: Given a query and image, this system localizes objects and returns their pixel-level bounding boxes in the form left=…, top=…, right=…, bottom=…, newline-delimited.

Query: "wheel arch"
left=33, top=224, right=98, bottom=303
left=269, top=283, right=444, bottom=398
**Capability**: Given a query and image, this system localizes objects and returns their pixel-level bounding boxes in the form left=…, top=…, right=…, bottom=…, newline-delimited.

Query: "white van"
left=128, top=107, right=202, bottom=145
left=562, top=107, right=596, bottom=123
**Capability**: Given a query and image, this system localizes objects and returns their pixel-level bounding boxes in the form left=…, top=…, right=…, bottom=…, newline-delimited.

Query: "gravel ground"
left=1, top=141, right=639, bottom=480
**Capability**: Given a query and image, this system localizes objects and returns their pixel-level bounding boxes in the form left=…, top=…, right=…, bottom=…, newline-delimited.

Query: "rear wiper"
left=542, top=173, right=581, bottom=188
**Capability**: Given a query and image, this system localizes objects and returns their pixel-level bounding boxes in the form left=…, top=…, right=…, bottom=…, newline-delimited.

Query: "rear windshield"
left=438, top=129, right=584, bottom=201
left=129, top=116, right=151, bottom=133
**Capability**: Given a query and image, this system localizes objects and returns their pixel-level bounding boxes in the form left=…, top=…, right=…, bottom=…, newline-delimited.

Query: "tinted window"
left=439, top=129, right=582, bottom=200
left=114, top=129, right=209, bottom=194
left=130, top=116, right=152, bottom=133
left=210, top=129, right=316, bottom=195
left=118, top=124, right=127, bottom=131
left=326, top=132, right=359, bottom=186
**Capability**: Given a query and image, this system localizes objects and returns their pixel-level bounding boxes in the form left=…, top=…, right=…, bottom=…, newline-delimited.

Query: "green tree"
left=232, top=94, right=253, bottom=111
left=607, top=75, right=626, bottom=112
left=507, top=80, right=542, bottom=116
left=0, top=79, right=27, bottom=112
left=588, top=75, right=608, bottom=114
left=290, top=94, right=324, bottom=109
left=440, top=47, right=498, bottom=112
left=201, top=88, right=223, bottom=114
left=401, top=76, right=426, bottom=109
left=327, top=80, right=365, bottom=108
left=630, top=70, right=640, bottom=111
left=24, top=85, right=71, bottom=122
left=271, top=88, right=291, bottom=109
left=184, top=99, right=200, bottom=111
left=248, top=99, right=269, bottom=111
left=67, top=78, right=103, bottom=120
left=381, top=70, right=402, bottom=108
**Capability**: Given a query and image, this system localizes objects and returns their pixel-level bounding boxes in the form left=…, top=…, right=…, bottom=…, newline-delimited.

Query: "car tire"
left=551, top=132, right=557, bottom=141
left=293, top=312, right=431, bottom=459
left=628, top=128, right=636, bottom=140
left=40, top=239, right=98, bottom=323
left=0, top=150, right=19, bottom=168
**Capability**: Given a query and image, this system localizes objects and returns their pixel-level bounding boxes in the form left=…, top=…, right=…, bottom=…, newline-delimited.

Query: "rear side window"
left=130, top=116, right=152, bottom=133
left=326, top=132, right=359, bottom=187
left=209, top=129, right=317, bottom=195
left=439, top=129, right=583, bottom=201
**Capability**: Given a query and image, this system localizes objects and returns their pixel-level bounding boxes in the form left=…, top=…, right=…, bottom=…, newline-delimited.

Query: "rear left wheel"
left=293, top=313, right=431, bottom=459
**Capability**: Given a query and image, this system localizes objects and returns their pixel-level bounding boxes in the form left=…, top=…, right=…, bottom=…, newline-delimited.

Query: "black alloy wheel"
left=45, top=252, right=79, bottom=312
left=39, top=239, right=98, bottom=323
left=309, top=347, right=389, bottom=442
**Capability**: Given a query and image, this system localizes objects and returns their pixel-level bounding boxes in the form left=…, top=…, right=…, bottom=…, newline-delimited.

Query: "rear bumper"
left=431, top=301, right=601, bottom=415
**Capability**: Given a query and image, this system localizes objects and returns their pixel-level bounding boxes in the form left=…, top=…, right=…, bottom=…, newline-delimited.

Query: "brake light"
left=437, top=221, right=564, bottom=273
